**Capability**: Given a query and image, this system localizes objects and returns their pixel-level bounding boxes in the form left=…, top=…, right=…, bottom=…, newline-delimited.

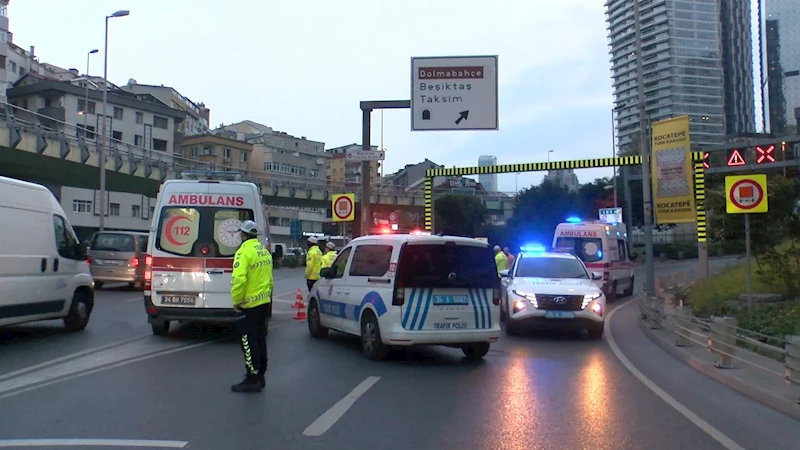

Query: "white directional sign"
left=411, top=55, right=499, bottom=132
left=346, top=150, right=385, bottom=162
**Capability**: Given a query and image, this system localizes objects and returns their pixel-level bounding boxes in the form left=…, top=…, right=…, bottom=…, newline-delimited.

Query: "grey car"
left=88, top=231, right=149, bottom=289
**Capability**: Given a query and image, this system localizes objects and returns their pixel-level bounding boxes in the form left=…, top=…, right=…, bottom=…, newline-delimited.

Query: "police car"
left=499, top=246, right=606, bottom=338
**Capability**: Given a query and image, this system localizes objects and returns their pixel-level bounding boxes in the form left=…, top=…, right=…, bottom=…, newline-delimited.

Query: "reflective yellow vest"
left=305, top=246, right=323, bottom=280
left=494, top=252, right=508, bottom=275
left=321, top=250, right=338, bottom=268
left=230, top=238, right=273, bottom=309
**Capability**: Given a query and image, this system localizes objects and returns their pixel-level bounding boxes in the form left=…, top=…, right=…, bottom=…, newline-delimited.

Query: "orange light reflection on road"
left=578, top=351, right=613, bottom=445
left=481, top=355, right=540, bottom=450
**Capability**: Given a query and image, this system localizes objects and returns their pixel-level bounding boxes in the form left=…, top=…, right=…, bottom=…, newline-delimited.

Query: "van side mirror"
left=499, top=269, right=510, bottom=278
left=319, top=267, right=331, bottom=279
left=591, top=271, right=603, bottom=281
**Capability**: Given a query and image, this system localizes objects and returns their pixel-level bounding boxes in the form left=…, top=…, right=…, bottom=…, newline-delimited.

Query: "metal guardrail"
left=0, top=101, right=515, bottom=203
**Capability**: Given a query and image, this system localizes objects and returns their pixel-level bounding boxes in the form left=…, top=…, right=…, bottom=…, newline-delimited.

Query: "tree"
left=507, top=180, right=582, bottom=248
left=434, top=194, right=488, bottom=236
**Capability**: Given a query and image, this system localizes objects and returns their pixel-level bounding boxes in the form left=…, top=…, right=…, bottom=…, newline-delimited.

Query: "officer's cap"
left=238, top=220, right=259, bottom=235
left=308, top=236, right=318, bottom=244
left=326, top=241, right=335, bottom=249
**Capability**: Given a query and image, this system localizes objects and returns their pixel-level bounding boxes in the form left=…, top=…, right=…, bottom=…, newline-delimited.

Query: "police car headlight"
left=582, top=292, right=602, bottom=309
left=512, top=290, right=538, bottom=308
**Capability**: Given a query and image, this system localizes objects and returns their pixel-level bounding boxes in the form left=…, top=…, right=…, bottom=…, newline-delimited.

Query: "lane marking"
left=0, top=334, right=150, bottom=382
left=303, top=376, right=381, bottom=437
left=605, top=300, right=747, bottom=450
left=0, top=439, right=187, bottom=448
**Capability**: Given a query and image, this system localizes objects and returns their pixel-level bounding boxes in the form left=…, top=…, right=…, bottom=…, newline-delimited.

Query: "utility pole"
left=634, top=0, right=655, bottom=296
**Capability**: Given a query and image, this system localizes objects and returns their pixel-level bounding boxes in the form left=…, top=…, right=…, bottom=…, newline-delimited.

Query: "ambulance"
left=551, top=217, right=635, bottom=300
left=143, top=172, right=272, bottom=336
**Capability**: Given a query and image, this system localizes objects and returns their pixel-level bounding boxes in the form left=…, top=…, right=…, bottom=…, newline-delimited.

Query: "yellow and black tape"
left=424, top=156, right=643, bottom=178
left=423, top=177, right=432, bottom=230
left=693, top=160, right=706, bottom=243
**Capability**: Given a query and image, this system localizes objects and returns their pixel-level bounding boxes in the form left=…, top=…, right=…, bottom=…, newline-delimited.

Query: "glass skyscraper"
left=478, top=155, right=497, bottom=192
left=765, top=0, right=800, bottom=133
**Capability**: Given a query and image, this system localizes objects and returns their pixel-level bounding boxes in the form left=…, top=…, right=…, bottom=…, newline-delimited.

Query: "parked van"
left=0, top=176, right=94, bottom=330
left=143, top=177, right=272, bottom=336
left=552, top=218, right=635, bottom=300
left=306, top=234, right=502, bottom=360
left=88, top=231, right=149, bottom=289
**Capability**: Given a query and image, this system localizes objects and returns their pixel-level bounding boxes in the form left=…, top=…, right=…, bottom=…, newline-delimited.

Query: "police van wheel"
left=360, top=312, right=389, bottom=361
left=151, top=320, right=170, bottom=336
left=307, top=300, right=328, bottom=339
left=462, top=342, right=490, bottom=359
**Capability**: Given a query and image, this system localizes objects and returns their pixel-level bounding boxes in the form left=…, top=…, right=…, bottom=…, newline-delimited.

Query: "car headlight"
left=582, top=292, right=602, bottom=309
left=512, top=290, right=538, bottom=308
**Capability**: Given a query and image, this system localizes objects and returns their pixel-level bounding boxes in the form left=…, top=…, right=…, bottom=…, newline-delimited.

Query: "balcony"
left=37, top=106, right=65, bottom=129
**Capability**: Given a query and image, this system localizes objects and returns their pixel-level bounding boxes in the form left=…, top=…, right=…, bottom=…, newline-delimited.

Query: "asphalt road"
left=0, top=259, right=797, bottom=450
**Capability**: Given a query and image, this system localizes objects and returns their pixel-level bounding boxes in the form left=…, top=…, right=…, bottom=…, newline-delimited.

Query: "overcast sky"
left=12, top=0, right=640, bottom=192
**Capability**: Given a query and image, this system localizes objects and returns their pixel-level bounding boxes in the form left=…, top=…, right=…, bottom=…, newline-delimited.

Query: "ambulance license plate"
left=162, top=295, right=197, bottom=306
left=545, top=311, right=575, bottom=319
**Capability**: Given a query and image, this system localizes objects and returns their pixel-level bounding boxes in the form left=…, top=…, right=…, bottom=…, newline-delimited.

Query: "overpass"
left=0, top=102, right=514, bottom=218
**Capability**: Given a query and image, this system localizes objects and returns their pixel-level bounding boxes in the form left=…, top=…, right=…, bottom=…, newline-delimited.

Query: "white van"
left=306, top=234, right=502, bottom=360
left=0, top=176, right=94, bottom=330
left=143, top=178, right=272, bottom=336
left=552, top=219, right=635, bottom=300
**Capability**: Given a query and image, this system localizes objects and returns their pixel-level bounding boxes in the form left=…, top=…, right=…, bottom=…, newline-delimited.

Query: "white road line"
left=303, top=376, right=381, bottom=437
left=605, top=300, right=747, bottom=450
left=0, top=334, right=150, bottom=382
left=0, top=439, right=187, bottom=448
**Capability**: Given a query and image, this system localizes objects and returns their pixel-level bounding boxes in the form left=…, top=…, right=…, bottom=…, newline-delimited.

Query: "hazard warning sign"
left=727, top=149, right=745, bottom=166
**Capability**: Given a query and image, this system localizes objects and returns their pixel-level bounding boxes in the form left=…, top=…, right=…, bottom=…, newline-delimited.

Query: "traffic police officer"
left=305, top=236, right=322, bottom=291
left=493, top=245, right=508, bottom=276
left=321, top=241, right=337, bottom=268
left=230, top=220, right=273, bottom=393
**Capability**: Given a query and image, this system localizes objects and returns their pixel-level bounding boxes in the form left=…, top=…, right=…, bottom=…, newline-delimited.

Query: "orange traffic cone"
left=292, top=289, right=305, bottom=309
left=294, top=305, right=307, bottom=320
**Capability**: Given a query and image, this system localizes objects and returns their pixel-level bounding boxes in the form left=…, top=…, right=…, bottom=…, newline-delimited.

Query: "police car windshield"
left=514, top=256, right=589, bottom=279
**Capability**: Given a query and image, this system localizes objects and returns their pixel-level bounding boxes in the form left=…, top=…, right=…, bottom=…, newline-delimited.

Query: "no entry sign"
left=332, top=193, right=355, bottom=222
left=725, top=174, right=768, bottom=214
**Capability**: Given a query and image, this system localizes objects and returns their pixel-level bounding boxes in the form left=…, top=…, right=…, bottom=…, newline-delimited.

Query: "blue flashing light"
left=566, top=216, right=581, bottom=223
left=597, top=251, right=603, bottom=258
left=616, top=231, right=620, bottom=236
left=520, top=244, right=546, bottom=253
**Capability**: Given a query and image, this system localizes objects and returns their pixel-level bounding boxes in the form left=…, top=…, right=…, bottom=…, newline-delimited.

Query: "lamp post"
left=98, top=9, right=130, bottom=232
left=81, top=49, right=98, bottom=135
left=515, top=172, right=520, bottom=193
left=547, top=149, right=554, bottom=162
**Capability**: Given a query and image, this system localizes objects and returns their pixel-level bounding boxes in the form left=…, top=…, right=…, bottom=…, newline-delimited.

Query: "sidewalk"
left=639, top=314, right=800, bottom=421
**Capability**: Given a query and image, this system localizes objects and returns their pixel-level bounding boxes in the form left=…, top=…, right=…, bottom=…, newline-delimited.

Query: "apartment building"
left=326, top=143, right=380, bottom=187
left=381, top=159, right=443, bottom=190
left=178, top=134, right=253, bottom=171
left=122, top=80, right=210, bottom=144
left=7, top=73, right=186, bottom=153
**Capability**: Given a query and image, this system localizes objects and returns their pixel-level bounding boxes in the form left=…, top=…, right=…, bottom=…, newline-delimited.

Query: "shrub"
left=282, top=255, right=299, bottom=268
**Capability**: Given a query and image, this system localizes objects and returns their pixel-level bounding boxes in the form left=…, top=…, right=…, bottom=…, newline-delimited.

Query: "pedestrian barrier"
left=292, top=289, right=305, bottom=309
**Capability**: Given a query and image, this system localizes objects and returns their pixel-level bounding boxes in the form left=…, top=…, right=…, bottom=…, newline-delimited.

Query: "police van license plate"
left=545, top=311, right=575, bottom=319
left=162, top=295, right=197, bottom=306
left=432, top=295, right=469, bottom=306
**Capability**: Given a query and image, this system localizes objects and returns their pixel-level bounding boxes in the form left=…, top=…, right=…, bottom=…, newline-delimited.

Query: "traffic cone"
left=294, top=305, right=307, bottom=320
left=292, top=289, right=305, bottom=309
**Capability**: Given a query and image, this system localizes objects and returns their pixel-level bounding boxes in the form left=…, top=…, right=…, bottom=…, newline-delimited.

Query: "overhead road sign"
left=727, top=149, right=745, bottom=166
left=411, top=55, right=498, bottom=131
left=725, top=174, right=768, bottom=214
left=346, top=150, right=385, bottom=162
left=332, top=193, right=355, bottom=222
left=755, top=145, right=775, bottom=164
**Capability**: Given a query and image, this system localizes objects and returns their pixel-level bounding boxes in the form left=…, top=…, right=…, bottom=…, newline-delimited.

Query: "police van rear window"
left=397, top=243, right=497, bottom=288
left=155, top=207, right=254, bottom=257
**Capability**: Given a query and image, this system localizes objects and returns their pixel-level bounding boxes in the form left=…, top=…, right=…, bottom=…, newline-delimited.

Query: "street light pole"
left=633, top=0, right=655, bottom=296
left=98, top=10, right=130, bottom=232
left=82, top=49, right=98, bottom=135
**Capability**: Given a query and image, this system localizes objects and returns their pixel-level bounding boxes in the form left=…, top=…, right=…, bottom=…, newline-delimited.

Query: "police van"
left=552, top=217, right=635, bottom=300
left=306, top=234, right=502, bottom=360
left=143, top=172, right=272, bottom=336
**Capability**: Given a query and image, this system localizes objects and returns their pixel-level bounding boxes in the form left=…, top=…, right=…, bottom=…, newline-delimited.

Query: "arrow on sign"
left=455, top=111, right=469, bottom=125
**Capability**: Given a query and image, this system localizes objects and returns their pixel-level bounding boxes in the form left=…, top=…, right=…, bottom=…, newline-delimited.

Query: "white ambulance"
left=551, top=217, right=635, bottom=300
left=143, top=173, right=272, bottom=336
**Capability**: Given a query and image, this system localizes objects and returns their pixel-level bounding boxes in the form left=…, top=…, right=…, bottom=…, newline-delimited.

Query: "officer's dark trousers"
left=237, top=303, right=270, bottom=376
left=306, top=279, right=317, bottom=292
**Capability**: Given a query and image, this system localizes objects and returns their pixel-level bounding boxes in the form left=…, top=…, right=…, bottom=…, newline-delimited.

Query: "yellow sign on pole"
left=650, top=115, right=696, bottom=224
left=725, top=174, right=768, bottom=214
left=331, top=193, right=355, bottom=222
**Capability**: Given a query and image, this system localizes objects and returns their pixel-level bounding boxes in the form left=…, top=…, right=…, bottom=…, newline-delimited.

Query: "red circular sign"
left=164, top=215, right=191, bottom=246
left=729, top=179, right=764, bottom=210
left=334, top=196, right=353, bottom=220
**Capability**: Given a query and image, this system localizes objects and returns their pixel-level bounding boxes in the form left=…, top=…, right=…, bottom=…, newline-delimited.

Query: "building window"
left=153, top=116, right=168, bottom=129
left=112, top=131, right=122, bottom=141
left=113, top=107, right=123, bottom=120
left=152, top=138, right=168, bottom=151
left=190, top=147, right=198, bottom=157
left=241, top=152, right=247, bottom=163
left=72, top=200, right=92, bottom=214
left=203, top=147, right=212, bottom=155
left=77, top=100, right=96, bottom=115
left=79, top=125, right=96, bottom=140
left=135, top=112, right=143, bottom=124
left=109, top=203, right=120, bottom=216
left=134, top=135, right=143, bottom=146
left=8, top=60, right=16, bottom=73
left=0, top=4, right=7, bottom=17
left=223, top=148, right=230, bottom=159
left=132, top=204, right=140, bottom=217
left=311, top=169, right=319, bottom=178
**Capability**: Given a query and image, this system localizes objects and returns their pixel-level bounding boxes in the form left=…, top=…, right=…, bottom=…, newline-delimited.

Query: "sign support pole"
left=744, top=213, right=753, bottom=310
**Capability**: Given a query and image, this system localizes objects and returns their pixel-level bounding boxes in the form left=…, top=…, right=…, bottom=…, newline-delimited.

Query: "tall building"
left=606, top=0, right=754, bottom=151
left=478, top=155, right=497, bottom=192
left=765, top=0, right=800, bottom=133
left=122, top=80, right=211, bottom=145
left=326, top=143, right=380, bottom=187
left=543, top=169, right=580, bottom=193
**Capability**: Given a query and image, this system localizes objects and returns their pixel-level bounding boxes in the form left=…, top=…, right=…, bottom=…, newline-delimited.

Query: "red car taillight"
left=144, top=254, right=152, bottom=289
left=130, top=258, right=139, bottom=267
left=492, top=288, right=501, bottom=305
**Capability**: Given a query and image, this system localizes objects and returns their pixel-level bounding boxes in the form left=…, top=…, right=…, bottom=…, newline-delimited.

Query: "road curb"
left=637, top=317, right=800, bottom=422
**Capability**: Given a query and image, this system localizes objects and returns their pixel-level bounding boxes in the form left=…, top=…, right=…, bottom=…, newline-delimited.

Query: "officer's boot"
left=231, top=374, right=262, bottom=393
left=258, top=373, right=266, bottom=388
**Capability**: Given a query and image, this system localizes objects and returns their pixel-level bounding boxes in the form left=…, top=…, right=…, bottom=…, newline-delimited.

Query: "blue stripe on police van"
left=480, top=288, right=492, bottom=328
left=468, top=288, right=481, bottom=329
left=475, top=288, right=486, bottom=329
left=415, top=289, right=433, bottom=330
left=401, top=288, right=417, bottom=329
left=408, top=288, right=425, bottom=330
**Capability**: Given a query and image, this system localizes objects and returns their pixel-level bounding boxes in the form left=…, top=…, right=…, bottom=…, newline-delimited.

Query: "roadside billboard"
left=650, top=115, right=696, bottom=224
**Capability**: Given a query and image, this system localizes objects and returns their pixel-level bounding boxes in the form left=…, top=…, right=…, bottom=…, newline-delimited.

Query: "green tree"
left=507, top=180, right=582, bottom=247
left=434, top=194, right=488, bottom=236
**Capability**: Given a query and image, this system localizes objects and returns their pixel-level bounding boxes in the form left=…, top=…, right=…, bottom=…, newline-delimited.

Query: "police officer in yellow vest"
left=305, top=236, right=323, bottom=291
left=321, top=241, right=337, bottom=268
left=230, top=220, right=273, bottom=393
left=493, top=245, right=508, bottom=276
